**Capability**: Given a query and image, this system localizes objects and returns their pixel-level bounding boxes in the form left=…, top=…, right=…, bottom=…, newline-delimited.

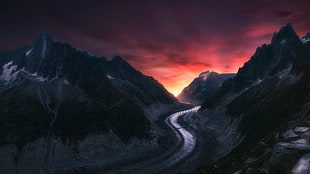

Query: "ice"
left=294, top=127, right=309, bottom=133
left=278, top=139, right=310, bottom=151
left=107, top=75, right=114, bottom=80
left=30, top=72, right=47, bottom=82
left=0, top=63, right=49, bottom=84
left=26, top=48, right=33, bottom=56
left=292, top=154, right=310, bottom=174
left=283, top=129, right=299, bottom=140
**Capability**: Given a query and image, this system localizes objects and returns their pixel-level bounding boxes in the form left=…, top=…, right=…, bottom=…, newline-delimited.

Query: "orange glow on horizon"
left=139, top=56, right=249, bottom=97
left=122, top=26, right=310, bottom=97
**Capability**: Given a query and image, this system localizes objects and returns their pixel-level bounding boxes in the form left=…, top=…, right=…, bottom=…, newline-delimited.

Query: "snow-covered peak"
left=199, top=71, right=210, bottom=81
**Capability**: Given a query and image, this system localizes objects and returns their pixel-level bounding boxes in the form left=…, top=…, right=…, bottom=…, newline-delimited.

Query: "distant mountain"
left=197, top=24, right=310, bottom=173
left=177, top=71, right=235, bottom=105
left=0, top=30, right=177, bottom=148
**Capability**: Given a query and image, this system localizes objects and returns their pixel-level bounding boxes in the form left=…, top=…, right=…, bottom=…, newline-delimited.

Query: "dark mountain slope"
left=202, top=23, right=304, bottom=109
left=0, top=30, right=176, bottom=149
left=178, top=71, right=235, bottom=105
left=104, top=55, right=176, bottom=106
left=196, top=24, right=310, bottom=173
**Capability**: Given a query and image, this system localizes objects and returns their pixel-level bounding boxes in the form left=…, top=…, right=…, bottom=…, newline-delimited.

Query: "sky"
left=1, top=0, right=310, bottom=96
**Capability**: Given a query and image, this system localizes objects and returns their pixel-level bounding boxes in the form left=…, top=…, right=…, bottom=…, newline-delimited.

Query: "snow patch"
left=278, top=63, right=292, bottom=79
left=30, top=72, right=48, bottom=82
left=292, top=154, right=310, bottom=174
left=255, top=79, right=263, bottom=85
left=199, top=72, right=210, bottom=81
left=0, top=61, right=49, bottom=84
left=26, top=48, right=33, bottom=56
left=278, top=140, right=310, bottom=151
left=107, top=75, right=114, bottom=80
left=0, top=61, right=18, bottom=84
left=294, top=127, right=310, bottom=133
left=283, top=129, right=299, bottom=140
left=280, top=39, right=286, bottom=45
left=63, top=78, right=70, bottom=85
left=302, top=38, right=310, bottom=44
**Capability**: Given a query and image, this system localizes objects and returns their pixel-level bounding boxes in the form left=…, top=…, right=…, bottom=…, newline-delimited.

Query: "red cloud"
left=2, top=0, right=310, bottom=96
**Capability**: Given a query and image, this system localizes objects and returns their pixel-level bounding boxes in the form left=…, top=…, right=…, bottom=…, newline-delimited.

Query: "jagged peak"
left=31, top=28, right=53, bottom=59
left=33, top=28, right=53, bottom=47
left=271, top=23, right=300, bottom=45
left=40, top=28, right=48, bottom=37
left=36, top=28, right=52, bottom=41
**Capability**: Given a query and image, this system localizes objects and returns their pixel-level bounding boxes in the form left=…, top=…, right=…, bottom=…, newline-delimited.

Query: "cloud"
left=1, top=0, right=310, bottom=95
left=277, top=11, right=296, bottom=19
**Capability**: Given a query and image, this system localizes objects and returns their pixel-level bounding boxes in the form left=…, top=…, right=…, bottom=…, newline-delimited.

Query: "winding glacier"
left=107, top=106, right=201, bottom=174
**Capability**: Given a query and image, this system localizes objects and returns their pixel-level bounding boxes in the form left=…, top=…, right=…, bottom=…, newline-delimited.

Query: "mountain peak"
left=271, top=23, right=300, bottom=45
left=40, top=28, right=48, bottom=37
left=33, top=28, right=53, bottom=59
left=36, top=28, right=51, bottom=42
left=199, top=71, right=211, bottom=81
left=199, top=71, right=219, bottom=81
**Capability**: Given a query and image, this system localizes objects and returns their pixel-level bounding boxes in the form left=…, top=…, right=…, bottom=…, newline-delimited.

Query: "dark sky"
left=1, top=0, right=310, bottom=95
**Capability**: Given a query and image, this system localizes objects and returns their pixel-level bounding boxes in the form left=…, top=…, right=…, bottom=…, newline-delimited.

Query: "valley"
left=1, top=23, right=310, bottom=174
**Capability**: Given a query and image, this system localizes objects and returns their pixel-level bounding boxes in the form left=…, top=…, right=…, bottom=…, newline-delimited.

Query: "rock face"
left=0, top=30, right=177, bottom=173
left=196, top=24, right=310, bottom=173
left=202, top=23, right=304, bottom=109
left=177, top=71, right=235, bottom=105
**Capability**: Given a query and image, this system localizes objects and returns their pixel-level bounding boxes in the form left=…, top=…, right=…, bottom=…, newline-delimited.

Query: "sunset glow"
left=1, top=0, right=310, bottom=96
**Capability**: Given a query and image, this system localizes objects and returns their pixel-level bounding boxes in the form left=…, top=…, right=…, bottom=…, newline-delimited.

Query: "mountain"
left=196, top=24, right=310, bottom=173
left=177, top=71, right=235, bottom=105
left=202, top=23, right=304, bottom=109
left=0, top=30, right=177, bottom=173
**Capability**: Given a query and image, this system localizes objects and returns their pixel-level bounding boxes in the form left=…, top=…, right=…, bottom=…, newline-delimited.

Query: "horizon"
left=1, top=24, right=307, bottom=96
